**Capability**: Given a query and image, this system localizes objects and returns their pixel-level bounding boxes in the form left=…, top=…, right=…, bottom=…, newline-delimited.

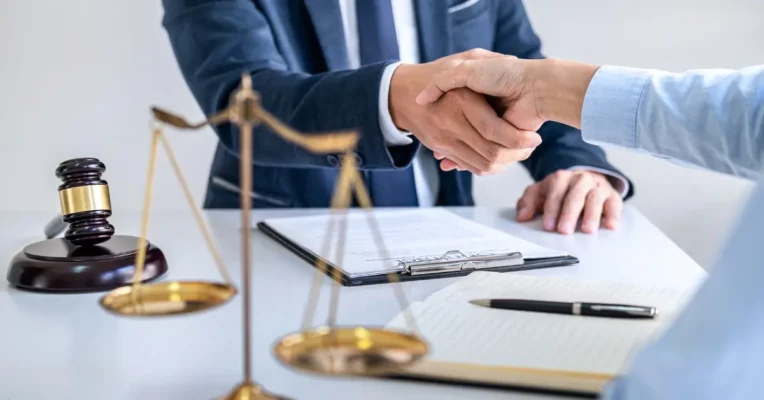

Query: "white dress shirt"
left=339, top=0, right=439, bottom=206
left=338, top=0, right=628, bottom=206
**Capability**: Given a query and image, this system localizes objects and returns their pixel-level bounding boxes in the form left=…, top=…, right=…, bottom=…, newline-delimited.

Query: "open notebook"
left=385, top=272, right=698, bottom=396
left=257, top=209, right=578, bottom=286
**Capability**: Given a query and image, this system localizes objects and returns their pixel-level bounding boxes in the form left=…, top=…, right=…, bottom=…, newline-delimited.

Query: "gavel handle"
left=44, top=215, right=68, bottom=239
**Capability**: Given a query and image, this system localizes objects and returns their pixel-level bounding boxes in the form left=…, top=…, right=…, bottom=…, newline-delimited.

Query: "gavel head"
left=55, top=158, right=115, bottom=246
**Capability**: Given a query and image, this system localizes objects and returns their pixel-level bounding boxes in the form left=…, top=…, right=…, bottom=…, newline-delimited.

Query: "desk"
left=0, top=207, right=706, bottom=400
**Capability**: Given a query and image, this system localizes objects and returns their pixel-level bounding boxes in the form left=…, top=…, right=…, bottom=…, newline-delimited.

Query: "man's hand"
left=390, top=50, right=543, bottom=175
left=517, top=170, right=622, bottom=234
left=415, top=56, right=600, bottom=131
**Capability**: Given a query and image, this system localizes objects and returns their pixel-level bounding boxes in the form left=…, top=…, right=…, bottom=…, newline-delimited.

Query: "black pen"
left=469, top=299, right=659, bottom=319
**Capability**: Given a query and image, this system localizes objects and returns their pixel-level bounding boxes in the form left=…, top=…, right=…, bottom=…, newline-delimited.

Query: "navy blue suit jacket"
left=160, top=0, right=633, bottom=208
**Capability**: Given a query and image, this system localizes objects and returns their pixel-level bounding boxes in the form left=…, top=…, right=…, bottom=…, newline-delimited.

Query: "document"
left=259, top=209, right=567, bottom=278
left=387, top=272, right=697, bottom=376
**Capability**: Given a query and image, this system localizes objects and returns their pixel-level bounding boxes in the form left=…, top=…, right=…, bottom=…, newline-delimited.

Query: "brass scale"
left=97, top=74, right=428, bottom=399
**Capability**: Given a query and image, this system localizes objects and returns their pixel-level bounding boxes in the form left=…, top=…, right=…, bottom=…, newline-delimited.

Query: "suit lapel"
left=413, top=0, right=450, bottom=62
left=304, top=0, right=350, bottom=70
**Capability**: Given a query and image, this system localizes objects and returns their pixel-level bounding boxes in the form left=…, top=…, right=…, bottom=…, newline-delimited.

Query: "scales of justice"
left=97, top=73, right=428, bottom=399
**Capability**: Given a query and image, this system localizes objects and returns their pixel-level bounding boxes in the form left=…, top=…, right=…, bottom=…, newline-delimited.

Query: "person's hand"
left=516, top=170, right=622, bottom=234
left=415, top=56, right=599, bottom=131
left=390, top=50, right=543, bottom=175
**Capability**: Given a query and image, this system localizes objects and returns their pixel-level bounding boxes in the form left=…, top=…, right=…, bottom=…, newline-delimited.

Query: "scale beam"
left=99, top=72, right=428, bottom=399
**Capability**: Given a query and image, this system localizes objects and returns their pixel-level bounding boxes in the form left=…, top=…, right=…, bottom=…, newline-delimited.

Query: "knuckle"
left=431, top=137, right=447, bottom=150
left=577, top=173, right=594, bottom=186
left=486, top=146, right=502, bottom=163
left=446, top=59, right=462, bottom=69
left=522, top=185, right=536, bottom=197
left=478, top=158, right=492, bottom=171
left=442, top=90, right=459, bottom=102
left=454, top=87, right=470, bottom=100
left=477, top=119, right=495, bottom=141
left=521, top=133, right=540, bottom=148
left=466, top=48, right=485, bottom=59
left=551, top=170, right=571, bottom=181
left=586, top=189, right=605, bottom=204
left=518, top=149, right=533, bottom=161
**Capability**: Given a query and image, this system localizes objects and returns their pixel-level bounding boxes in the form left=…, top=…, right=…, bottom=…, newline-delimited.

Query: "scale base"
left=6, top=235, right=167, bottom=292
left=221, top=382, right=291, bottom=400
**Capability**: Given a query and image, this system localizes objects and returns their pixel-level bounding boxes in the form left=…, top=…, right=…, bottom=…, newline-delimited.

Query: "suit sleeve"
left=160, top=0, right=419, bottom=170
left=492, top=0, right=633, bottom=198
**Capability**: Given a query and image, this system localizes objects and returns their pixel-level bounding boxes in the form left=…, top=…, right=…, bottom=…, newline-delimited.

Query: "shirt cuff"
left=378, top=62, right=414, bottom=147
left=581, top=65, right=655, bottom=150
left=567, top=165, right=630, bottom=198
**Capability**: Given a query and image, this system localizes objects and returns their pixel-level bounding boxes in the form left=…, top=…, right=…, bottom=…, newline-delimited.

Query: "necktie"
left=355, top=0, right=419, bottom=207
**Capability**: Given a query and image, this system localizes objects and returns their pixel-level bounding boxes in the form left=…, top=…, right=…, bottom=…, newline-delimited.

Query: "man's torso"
left=203, top=0, right=499, bottom=209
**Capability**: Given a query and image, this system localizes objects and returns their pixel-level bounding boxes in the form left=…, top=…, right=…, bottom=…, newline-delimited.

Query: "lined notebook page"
left=260, top=209, right=566, bottom=277
left=388, top=272, right=696, bottom=375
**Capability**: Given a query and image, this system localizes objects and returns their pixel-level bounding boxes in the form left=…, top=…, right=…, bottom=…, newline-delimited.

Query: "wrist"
left=389, top=63, right=416, bottom=131
left=533, top=59, right=600, bottom=129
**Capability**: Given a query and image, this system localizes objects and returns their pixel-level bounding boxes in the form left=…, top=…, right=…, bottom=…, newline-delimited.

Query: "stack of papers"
left=259, top=208, right=568, bottom=278
left=385, top=272, right=698, bottom=393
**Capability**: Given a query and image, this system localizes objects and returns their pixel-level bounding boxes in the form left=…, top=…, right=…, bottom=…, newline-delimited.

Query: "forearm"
left=534, top=60, right=764, bottom=179
left=217, top=65, right=418, bottom=169
left=162, top=0, right=418, bottom=170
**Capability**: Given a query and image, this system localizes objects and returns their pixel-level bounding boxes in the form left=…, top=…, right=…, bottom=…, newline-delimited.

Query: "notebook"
left=385, top=272, right=698, bottom=396
left=257, top=208, right=578, bottom=286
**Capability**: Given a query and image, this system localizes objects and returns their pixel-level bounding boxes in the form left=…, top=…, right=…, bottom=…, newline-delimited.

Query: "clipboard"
left=257, top=221, right=579, bottom=286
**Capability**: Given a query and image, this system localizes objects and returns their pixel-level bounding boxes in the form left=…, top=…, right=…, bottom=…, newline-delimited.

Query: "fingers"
left=556, top=173, right=597, bottom=234
left=581, top=188, right=608, bottom=233
left=449, top=141, right=507, bottom=175
left=430, top=139, right=486, bottom=174
left=441, top=154, right=471, bottom=172
left=516, top=184, right=542, bottom=222
left=541, top=171, right=571, bottom=232
left=603, top=195, right=623, bottom=230
left=438, top=158, right=460, bottom=171
left=426, top=90, right=529, bottom=174
left=458, top=90, right=542, bottom=152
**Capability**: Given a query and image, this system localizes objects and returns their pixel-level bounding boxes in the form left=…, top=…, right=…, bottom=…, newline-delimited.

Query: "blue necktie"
left=356, top=0, right=419, bottom=207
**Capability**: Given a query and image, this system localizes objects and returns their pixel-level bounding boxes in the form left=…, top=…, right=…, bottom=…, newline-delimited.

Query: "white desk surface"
left=0, top=206, right=706, bottom=400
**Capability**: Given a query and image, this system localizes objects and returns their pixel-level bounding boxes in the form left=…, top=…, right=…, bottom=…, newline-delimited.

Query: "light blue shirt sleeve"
left=582, top=65, right=764, bottom=179
left=580, top=65, right=764, bottom=399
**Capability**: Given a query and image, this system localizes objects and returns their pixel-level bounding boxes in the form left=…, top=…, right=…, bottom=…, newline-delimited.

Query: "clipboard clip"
left=398, top=250, right=524, bottom=276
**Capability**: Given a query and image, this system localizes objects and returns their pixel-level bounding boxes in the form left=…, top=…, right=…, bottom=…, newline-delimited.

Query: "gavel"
left=43, top=157, right=115, bottom=245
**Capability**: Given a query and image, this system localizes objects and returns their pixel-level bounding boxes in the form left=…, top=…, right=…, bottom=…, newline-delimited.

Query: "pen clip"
left=399, top=250, right=524, bottom=276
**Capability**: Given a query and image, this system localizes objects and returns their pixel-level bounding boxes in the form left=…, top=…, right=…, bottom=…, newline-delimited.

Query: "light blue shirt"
left=581, top=65, right=764, bottom=399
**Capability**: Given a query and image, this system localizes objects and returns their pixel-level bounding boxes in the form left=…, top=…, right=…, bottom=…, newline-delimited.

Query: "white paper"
left=260, top=209, right=566, bottom=277
left=387, top=272, right=696, bottom=375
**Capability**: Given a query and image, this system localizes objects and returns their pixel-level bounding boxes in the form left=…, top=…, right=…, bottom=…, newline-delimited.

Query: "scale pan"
left=274, top=326, right=428, bottom=376
left=100, top=281, right=237, bottom=316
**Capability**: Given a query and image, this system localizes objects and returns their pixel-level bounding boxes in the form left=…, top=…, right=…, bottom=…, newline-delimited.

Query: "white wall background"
left=1, top=0, right=761, bottom=268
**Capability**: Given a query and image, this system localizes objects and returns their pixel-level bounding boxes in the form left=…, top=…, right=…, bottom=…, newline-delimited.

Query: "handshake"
left=390, top=48, right=597, bottom=175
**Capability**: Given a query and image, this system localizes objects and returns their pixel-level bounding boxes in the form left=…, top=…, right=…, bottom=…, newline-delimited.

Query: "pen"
left=469, top=299, right=659, bottom=319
